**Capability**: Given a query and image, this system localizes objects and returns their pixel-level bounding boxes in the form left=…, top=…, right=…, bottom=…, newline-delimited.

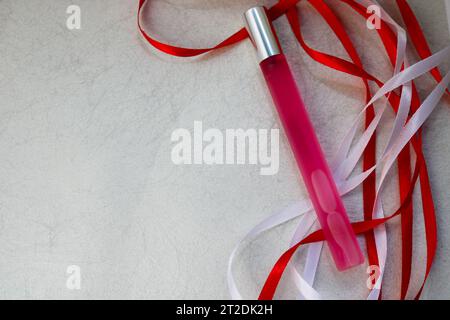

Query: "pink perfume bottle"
left=244, top=6, right=364, bottom=271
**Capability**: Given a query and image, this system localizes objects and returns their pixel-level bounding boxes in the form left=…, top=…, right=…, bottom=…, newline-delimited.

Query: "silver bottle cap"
left=244, top=6, right=281, bottom=62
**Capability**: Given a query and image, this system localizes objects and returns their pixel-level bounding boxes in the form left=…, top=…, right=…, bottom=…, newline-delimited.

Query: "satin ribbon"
left=137, top=0, right=449, bottom=300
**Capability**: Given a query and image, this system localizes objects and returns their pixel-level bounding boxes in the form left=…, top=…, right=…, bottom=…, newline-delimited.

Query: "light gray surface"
left=0, top=0, right=449, bottom=299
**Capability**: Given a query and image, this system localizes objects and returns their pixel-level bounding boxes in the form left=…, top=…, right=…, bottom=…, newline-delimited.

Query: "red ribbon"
left=138, top=0, right=443, bottom=300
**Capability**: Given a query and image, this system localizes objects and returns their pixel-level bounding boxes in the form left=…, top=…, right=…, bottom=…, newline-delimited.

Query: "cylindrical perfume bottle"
left=244, top=6, right=364, bottom=271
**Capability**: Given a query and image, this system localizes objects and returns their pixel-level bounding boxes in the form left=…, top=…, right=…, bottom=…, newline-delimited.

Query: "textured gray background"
left=0, top=0, right=448, bottom=299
